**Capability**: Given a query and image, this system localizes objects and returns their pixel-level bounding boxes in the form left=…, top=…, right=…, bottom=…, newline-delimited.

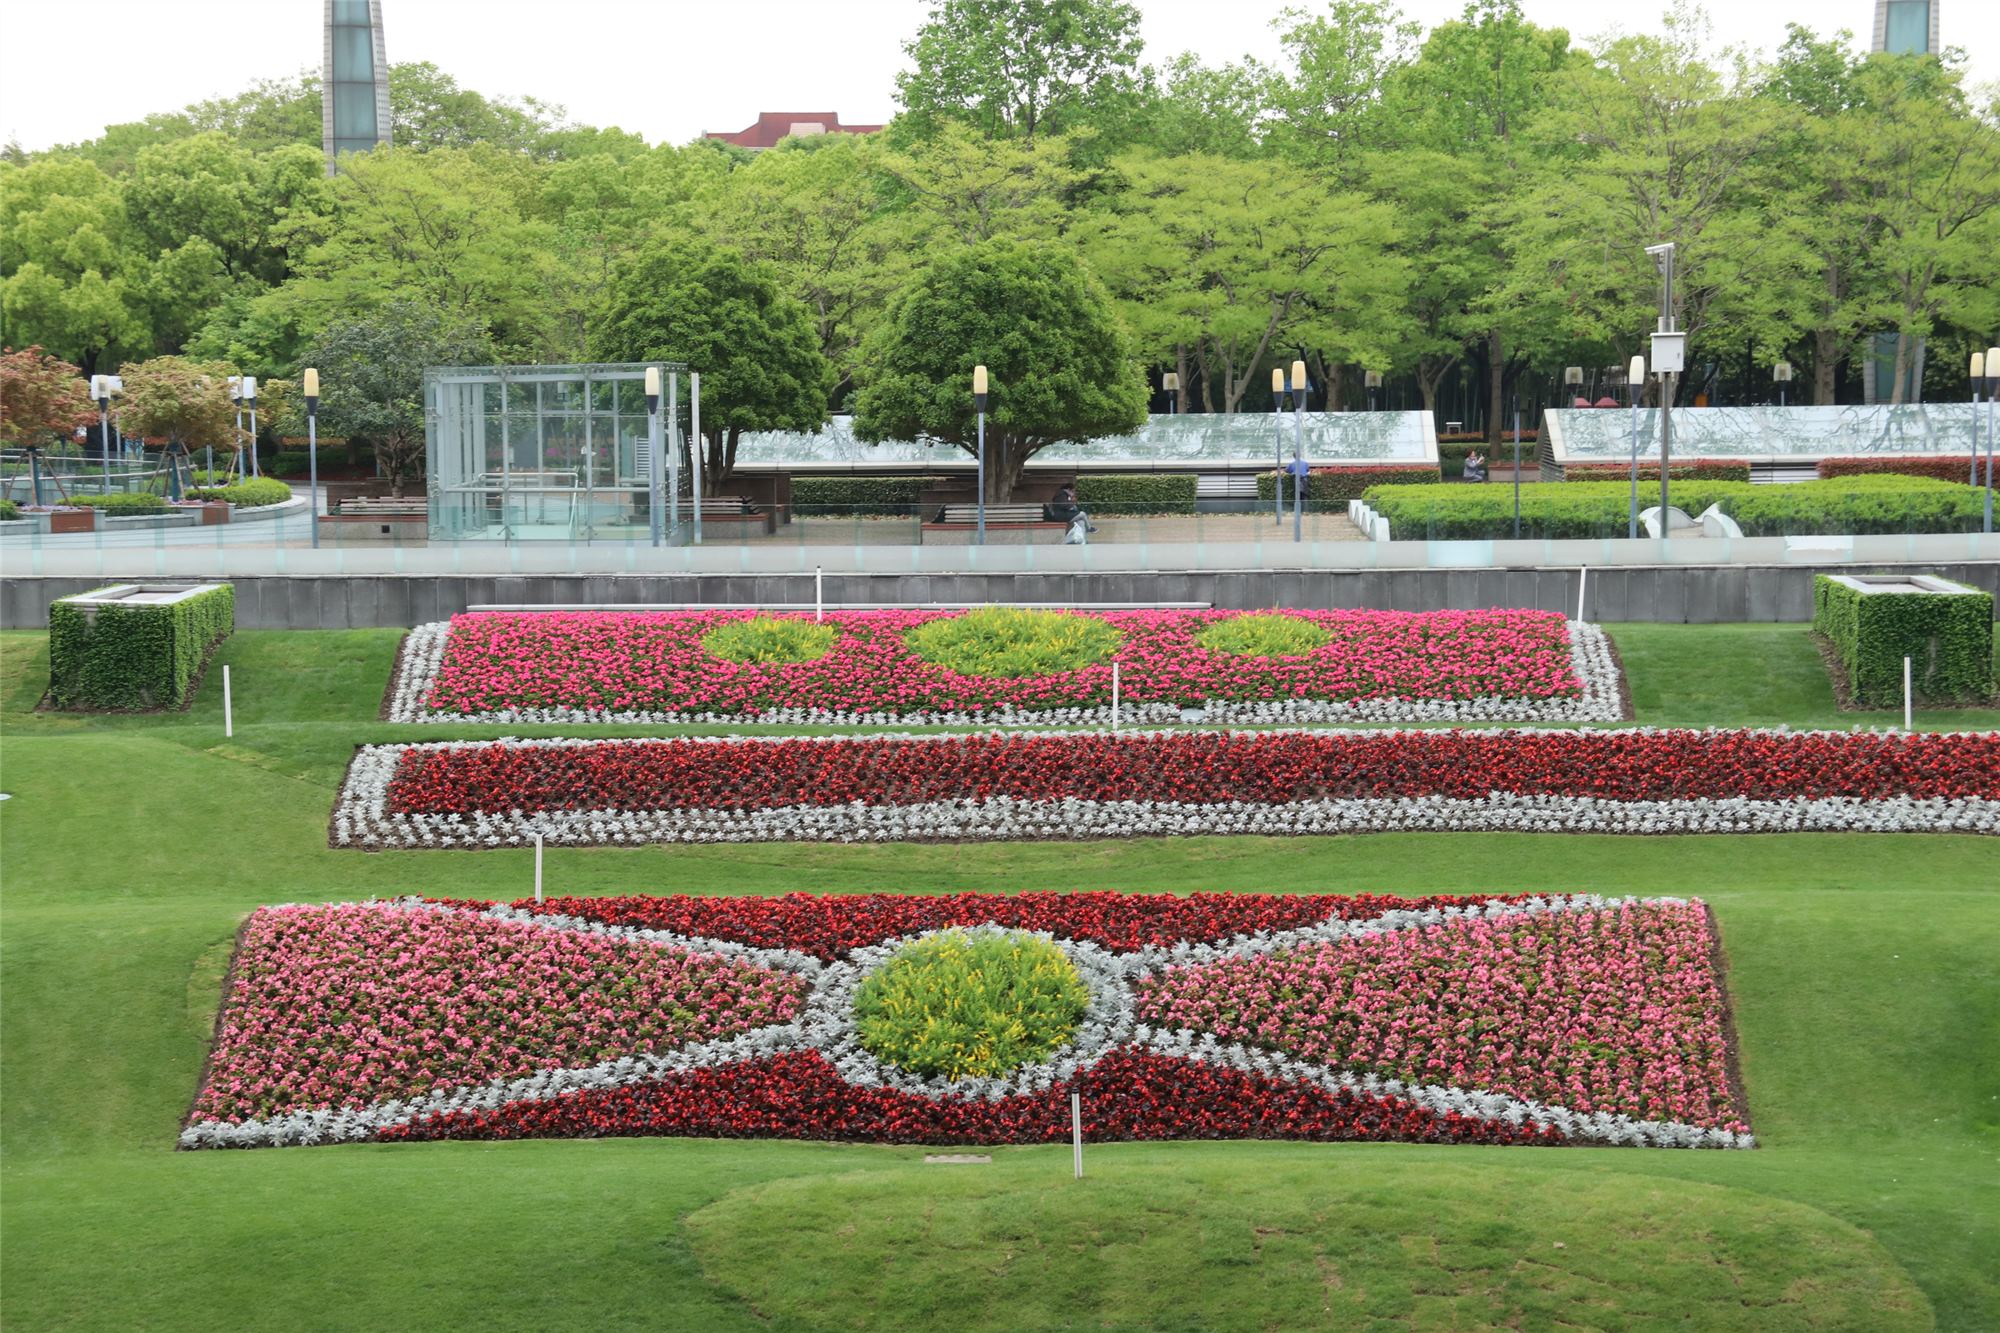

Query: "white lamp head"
left=1364, top=370, right=1382, bottom=388
left=972, top=365, right=988, bottom=396
left=1271, top=366, right=1286, bottom=394
left=1289, top=360, right=1307, bottom=392
left=1973, top=351, right=1987, bottom=380
left=1988, top=347, right=2000, bottom=381
left=1564, top=366, right=1584, bottom=386
left=1773, top=360, right=1793, bottom=383
left=1628, top=355, right=1646, bottom=384
left=303, top=368, right=320, bottom=398
left=1163, top=372, right=1178, bottom=392
left=241, top=374, right=256, bottom=401
left=90, top=374, right=107, bottom=399
left=644, top=366, right=661, bottom=398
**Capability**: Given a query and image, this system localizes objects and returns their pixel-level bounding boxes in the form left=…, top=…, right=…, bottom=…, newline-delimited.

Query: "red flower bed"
left=378, top=1049, right=1563, bottom=1148
left=384, top=730, right=2000, bottom=817
left=500, top=891, right=1534, bottom=961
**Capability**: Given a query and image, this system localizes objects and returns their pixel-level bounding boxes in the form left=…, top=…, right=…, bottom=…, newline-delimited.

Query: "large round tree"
left=593, top=237, right=828, bottom=486
left=853, top=238, right=1147, bottom=501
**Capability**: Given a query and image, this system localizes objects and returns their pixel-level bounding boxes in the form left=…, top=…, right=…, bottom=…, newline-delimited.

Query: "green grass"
left=2, top=624, right=1997, bottom=1330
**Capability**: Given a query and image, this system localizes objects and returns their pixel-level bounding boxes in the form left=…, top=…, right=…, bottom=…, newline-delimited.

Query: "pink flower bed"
left=413, top=608, right=1593, bottom=720
left=1135, top=900, right=1744, bottom=1131
left=189, top=902, right=808, bottom=1122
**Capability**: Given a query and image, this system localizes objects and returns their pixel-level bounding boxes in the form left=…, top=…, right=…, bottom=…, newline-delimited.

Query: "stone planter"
left=47, top=508, right=96, bottom=534
left=194, top=501, right=231, bottom=526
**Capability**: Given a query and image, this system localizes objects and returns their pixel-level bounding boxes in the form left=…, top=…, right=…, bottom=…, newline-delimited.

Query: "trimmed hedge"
left=1360, top=476, right=1985, bottom=540
left=1075, top=474, right=1196, bottom=513
left=1562, top=460, right=1753, bottom=482
left=1816, top=456, right=1984, bottom=483
left=1812, top=574, right=1994, bottom=706
left=1258, top=465, right=1444, bottom=507
left=186, top=477, right=292, bottom=508
left=791, top=476, right=942, bottom=516
left=54, top=492, right=168, bottom=514
left=47, top=583, right=235, bottom=711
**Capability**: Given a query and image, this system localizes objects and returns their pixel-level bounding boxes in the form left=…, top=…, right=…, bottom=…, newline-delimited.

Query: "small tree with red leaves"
left=0, top=346, right=95, bottom=451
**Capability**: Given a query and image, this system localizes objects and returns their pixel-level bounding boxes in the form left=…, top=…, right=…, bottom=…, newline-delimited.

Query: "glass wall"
left=1548, top=404, right=1980, bottom=464
left=425, top=363, right=689, bottom=542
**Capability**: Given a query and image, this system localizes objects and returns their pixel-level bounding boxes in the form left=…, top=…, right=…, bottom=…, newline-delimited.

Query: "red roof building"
left=704, top=112, right=885, bottom=149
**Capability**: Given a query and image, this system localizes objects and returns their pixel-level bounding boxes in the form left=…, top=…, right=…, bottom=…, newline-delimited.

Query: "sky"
left=1, top=0, right=1994, bottom=153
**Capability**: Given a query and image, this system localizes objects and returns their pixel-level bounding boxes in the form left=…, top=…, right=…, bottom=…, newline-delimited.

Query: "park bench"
left=320, top=495, right=428, bottom=542
left=693, top=496, right=776, bottom=535
left=921, top=502, right=1070, bottom=545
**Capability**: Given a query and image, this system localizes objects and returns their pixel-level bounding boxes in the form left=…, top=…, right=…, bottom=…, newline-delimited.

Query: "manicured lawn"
left=2, top=624, right=1996, bottom=1330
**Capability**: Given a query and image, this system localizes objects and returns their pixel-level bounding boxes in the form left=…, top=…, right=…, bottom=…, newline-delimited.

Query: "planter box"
left=48, top=509, right=96, bottom=534
left=194, top=502, right=231, bottom=526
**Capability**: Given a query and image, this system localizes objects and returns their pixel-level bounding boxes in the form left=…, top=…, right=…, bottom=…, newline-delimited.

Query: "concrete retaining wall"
left=5, top=563, right=1996, bottom=630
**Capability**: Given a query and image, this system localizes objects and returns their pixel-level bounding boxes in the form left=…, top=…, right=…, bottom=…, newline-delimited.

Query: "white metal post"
left=247, top=399, right=258, bottom=477
left=1272, top=374, right=1285, bottom=526
left=815, top=566, right=824, bottom=621
left=976, top=410, right=987, bottom=546
left=1292, top=376, right=1305, bottom=544
left=534, top=832, right=544, bottom=904
left=1070, top=1091, right=1083, bottom=1179
left=667, top=372, right=680, bottom=541
left=307, top=407, right=320, bottom=548
left=1904, top=656, right=1913, bottom=731
left=1576, top=567, right=1588, bottom=624
left=690, top=372, right=703, bottom=545
left=1111, top=661, right=1121, bottom=732
left=222, top=665, right=233, bottom=738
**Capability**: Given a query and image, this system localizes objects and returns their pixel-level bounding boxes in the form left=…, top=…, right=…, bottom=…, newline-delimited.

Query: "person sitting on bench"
left=1462, top=450, right=1487, bottom=483
left=1044, top=483, right=1098, bottom=533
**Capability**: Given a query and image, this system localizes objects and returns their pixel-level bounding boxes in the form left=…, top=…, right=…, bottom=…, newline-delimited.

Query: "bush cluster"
left=1360, top=476, right=1983, bottom=539
left=47, top=583, right=234, bottom=711
left=1561, top=460, right=1752, bottom=482
left=185, top=477, right=293, bottom=508
left=1074, top=473, right=1196, bottom=513
left=700, top=615, right=838, bottom=664
left=55, top=492, right=168, bottom=514
left=1258, top=465, right=1444, bottom=507
left=852, top=929, right=1090, bottom=1081
left=903, top=606, right=1122, bottom=679
left=790, top=475, right=943, bottom=516
left=1812, top=574, right=1994, bottom=707
left=1815, top=456, right=1985, bottom=483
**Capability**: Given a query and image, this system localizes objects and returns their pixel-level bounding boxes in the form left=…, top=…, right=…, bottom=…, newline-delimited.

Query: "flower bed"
left=333, top=728, right=2000, bottom=849
left=182, top=892, right=1752, bottom=1151
left=385, top=607, right=1625, bottom=726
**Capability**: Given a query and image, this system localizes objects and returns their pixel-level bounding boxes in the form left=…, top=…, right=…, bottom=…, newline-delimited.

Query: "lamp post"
left=1774, top=359, right=1792, bottom=409
left=972, top=364, right=988, bottom=545
left=1627, top=354, right=1646, bottom=540
left=690, top=371, right=703, bottom=546
left=1984, top=345, right=1999, bottom=534
left=644, top=366, right=663, bottom=547
left=91, top=375, right=112, bottom=469
left=1291, top=358, right=1307, bottom=544
left=1365, top=369, right=1381, bottom=412
left=1971, top=351, right=1985, bottom=491
left=1270, top=366, right=1286, bottom=526
left=304, top=368, right=321, bottom=549
left=1511, top=390, right=1522, bottom=539
left=242, top=375, right=258, bottom=480
left=228, top=376, right=242, bottom=482
left=1163, top=371, right=1179, bottom=415
left=1564, top=365, right=1583, bottom=405
left=1645, top=242, right=1683, bottom=538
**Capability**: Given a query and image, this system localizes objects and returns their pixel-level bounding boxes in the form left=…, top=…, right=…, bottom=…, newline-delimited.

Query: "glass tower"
left=322, top=0, right=391, bottom=172
left=1873, top=1, right=1938, bottom=56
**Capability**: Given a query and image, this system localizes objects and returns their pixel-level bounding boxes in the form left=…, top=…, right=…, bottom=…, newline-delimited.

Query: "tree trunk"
left=1888, top=329, right=1910, bottom=407
left=1812, top=328, right=1839, bottom=405
left=1485, top=330, right=1505, bottom=446
left=1174, top=344, right=1192, bottom=414
left=1193, top=341, right=1214, bottom=413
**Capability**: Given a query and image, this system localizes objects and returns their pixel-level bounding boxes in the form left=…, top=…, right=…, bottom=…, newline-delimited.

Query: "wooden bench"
left=692, top=496, right=775, bottom=535
left=320, top=496, right=429, bottom=542
left=921, top=502, right=1070, bottom=545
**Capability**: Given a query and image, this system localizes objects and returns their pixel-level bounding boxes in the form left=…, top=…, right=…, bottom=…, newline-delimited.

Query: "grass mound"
left=686, top=1159, right=1929, bottom=1331
left=854, top=930, right=1089, bottom=1080
left=700, top=615, right=838, bottom=665
left=904, top=608, right=1121, bottom=679
left=1196, top=613, right=1333, bottom=658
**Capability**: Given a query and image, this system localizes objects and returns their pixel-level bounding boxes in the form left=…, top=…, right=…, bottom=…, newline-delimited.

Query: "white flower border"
left=383, top=618, right=1625, bottom=726
left=331, top=728, right=2000, bottom=849
left=182, top=895, right=1752, bottom=1152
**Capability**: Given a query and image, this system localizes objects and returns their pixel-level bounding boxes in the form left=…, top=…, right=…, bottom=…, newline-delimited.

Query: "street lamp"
left=1971, top=351, right=1985, bottom=490
left=1290, top=358, right=1307, bottom=543
left=1984, top=344, right=1999, bottom=534
left=304, top=368, right=321, bottom=549
left=1627, top=354, right=1646, bottom=540
left=227, top=375, right=242, bottom=481
left=1773, top=360, right=1793, bottom=408
left=644, top=366, right=663, bottom=548
left=1364, top=369, right=1382, bottom=412
left=972, top=364, right=988, bottom=545
left=1564, top=366, right=1584, bottom=405
left=1163, top=371, right=1179, bottom=415
left=1645, top=242, right=1683, bottom=534
left=90, top=374, right=112, bottom=468
left=241, top=375, right=258, bottom=480
left=1270, top=366, right=1286, bottom=526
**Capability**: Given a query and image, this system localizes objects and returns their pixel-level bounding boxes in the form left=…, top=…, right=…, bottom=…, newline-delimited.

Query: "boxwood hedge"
left=1360, top=476, right=1984, bottom=539
left=47, top=583, right=235, bottom=712
left=52, top=492, right=168, bottom=514
left=791, top=476, right=943, bottom=516
left=1259, top=465, right=1444, bottom=507
left=1075, top=474, right=1196, bottom=513
left=1812, top=574, right=1994, bottom=706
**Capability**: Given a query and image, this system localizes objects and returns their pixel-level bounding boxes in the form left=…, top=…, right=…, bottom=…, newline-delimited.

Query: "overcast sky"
left=2, top=0, right=1993, bottom=153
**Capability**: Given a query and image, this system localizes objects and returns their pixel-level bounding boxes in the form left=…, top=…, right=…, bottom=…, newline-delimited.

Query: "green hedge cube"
left=47, top=583, right=235, bottom=711
left=1812, top=574, right=1994, bottom=707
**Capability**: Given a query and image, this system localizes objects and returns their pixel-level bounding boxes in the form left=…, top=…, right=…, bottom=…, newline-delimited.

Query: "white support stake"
left=1904, top=656, right=1913, bottom=732
left=1576, top=566, right=1589, bottom=623
left=815, top=567, right=824, bottom=622
left=1111, top=661, right=1121, bottom=732
left=534, top=832, right=544, bottom=905
left=222, top=664, right=233, bottom=738
left=1070, top=1091, right=1083, bottom=1179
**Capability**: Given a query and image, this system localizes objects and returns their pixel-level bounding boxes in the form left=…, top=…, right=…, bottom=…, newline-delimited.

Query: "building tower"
left=1872, top=1, right=1940, bottom=55
left=1864, top=3, right=1941, bottom=400
left=323, top=0, right=391, bottom=174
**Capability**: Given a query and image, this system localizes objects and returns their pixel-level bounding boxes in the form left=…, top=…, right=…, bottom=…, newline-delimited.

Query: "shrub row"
left=1561, top=460, right=1753, bottom=482
left=1812, top=574, right=1994, bottom=707
left=1360, top=476, right=1984, bottom=539
left=48, top=583, right=235, bottom=711
left=53, top=492, right=168, bottom=514
left=1258, top=465, right=1444, bottom=507
left=186, top=477, right=293, bottom=508
left=1074, top=474, right=1197, bottom=513
left=790, top=475, right=943, bottom=516
left=1815, top=456, right=1987, bottom=483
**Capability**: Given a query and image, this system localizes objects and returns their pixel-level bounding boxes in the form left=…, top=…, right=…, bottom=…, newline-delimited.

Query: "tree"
left=896, top=0, right=1145, bottom=141
left=852, top=238, right=1147, bottom=501
left=1264, top=1, right=1420, bottom=181
left=592, top=237, right=829, bottom=486
left=304, top=301, right=494, bottom=495
left=881, top=124, right=1092, bottom=244
left=0, top=157, right=147, bottom=371
left=1137, top=53, right=1271, bottom=159
left=0, top=346, right=94, bottom=449
left=116, top=356, right=239, bottom=474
